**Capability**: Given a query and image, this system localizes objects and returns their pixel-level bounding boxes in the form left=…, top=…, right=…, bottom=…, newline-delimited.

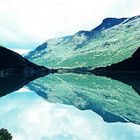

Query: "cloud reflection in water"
left=0, top=88, right=140, bottom=140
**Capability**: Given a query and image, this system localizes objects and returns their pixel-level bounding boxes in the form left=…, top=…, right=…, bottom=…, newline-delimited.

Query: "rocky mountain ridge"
left=26, top=15, right=140, bottom=69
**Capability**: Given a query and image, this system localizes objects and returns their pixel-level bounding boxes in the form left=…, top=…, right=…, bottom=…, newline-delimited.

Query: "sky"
left=0, top=88, right=140, bottom=140
left=0, top=0, right=140, bottom=53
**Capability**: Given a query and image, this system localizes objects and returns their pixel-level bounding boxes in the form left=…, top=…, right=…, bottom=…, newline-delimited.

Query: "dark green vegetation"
left=26, top=16, right=140, bottom=69
left=0, top=46, right=49, bottom=77
left=0, top=46, right=50, bottom=97
left=93, top=47, right=140, bottom=73
left=0, top=128, right=12, bottom=140
left=93, top=47, right=140, bottom=95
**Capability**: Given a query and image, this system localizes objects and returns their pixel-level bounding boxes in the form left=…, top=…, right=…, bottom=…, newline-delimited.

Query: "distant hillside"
left=26, top=15, right=140, bottom=69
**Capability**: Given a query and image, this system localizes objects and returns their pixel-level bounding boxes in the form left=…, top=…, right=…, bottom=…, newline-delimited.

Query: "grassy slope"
left=31, top=16, right=140, bottom=69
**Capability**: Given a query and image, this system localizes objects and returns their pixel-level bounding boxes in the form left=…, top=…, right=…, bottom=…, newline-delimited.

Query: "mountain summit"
left=26, top=15, right=140, bottom=69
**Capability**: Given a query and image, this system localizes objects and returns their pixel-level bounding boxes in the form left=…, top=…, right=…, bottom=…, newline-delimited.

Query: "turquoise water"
left=0, top=86, right=140, bottom=140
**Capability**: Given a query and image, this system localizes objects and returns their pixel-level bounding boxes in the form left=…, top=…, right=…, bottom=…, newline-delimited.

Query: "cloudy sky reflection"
left=0, top=88, right=140, bottom=140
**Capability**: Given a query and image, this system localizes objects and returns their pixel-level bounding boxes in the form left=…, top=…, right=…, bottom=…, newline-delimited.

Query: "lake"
left=0, top=73, right=140, bottom=140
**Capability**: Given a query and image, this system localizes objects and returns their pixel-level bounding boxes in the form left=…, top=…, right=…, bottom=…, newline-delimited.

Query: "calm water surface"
left=0, top=74, right=140, bottom=140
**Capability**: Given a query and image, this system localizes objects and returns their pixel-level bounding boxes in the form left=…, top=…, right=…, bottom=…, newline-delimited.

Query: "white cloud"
left=11, top=48, right=31, bottom=55
left=0, top=0, right=140, bottom=49
left=0, top=90, right=140, bottom=140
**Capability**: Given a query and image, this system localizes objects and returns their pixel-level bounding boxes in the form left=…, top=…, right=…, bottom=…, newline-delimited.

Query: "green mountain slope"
left=26, top=15, right=140, bottom=69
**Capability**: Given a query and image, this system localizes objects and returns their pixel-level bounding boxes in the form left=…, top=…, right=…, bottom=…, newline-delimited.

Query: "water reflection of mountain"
left=28, top=73, right=140, bottom=125
left=0, top=74, right=43, bottom=98
left=1, top=68, right=140, bottom=125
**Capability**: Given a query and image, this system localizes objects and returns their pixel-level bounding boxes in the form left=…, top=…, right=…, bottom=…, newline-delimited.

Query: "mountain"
left=0, top=46, right=50, bottom=97
left=28, top=73, right=140, bottom=125
left=93, top=47, right=140, bottom=73
left=26, top=15, right=140, bottom=69
left=92, top=46, right=140, bottom=95
left=25, top=15, right=140, bottom=125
